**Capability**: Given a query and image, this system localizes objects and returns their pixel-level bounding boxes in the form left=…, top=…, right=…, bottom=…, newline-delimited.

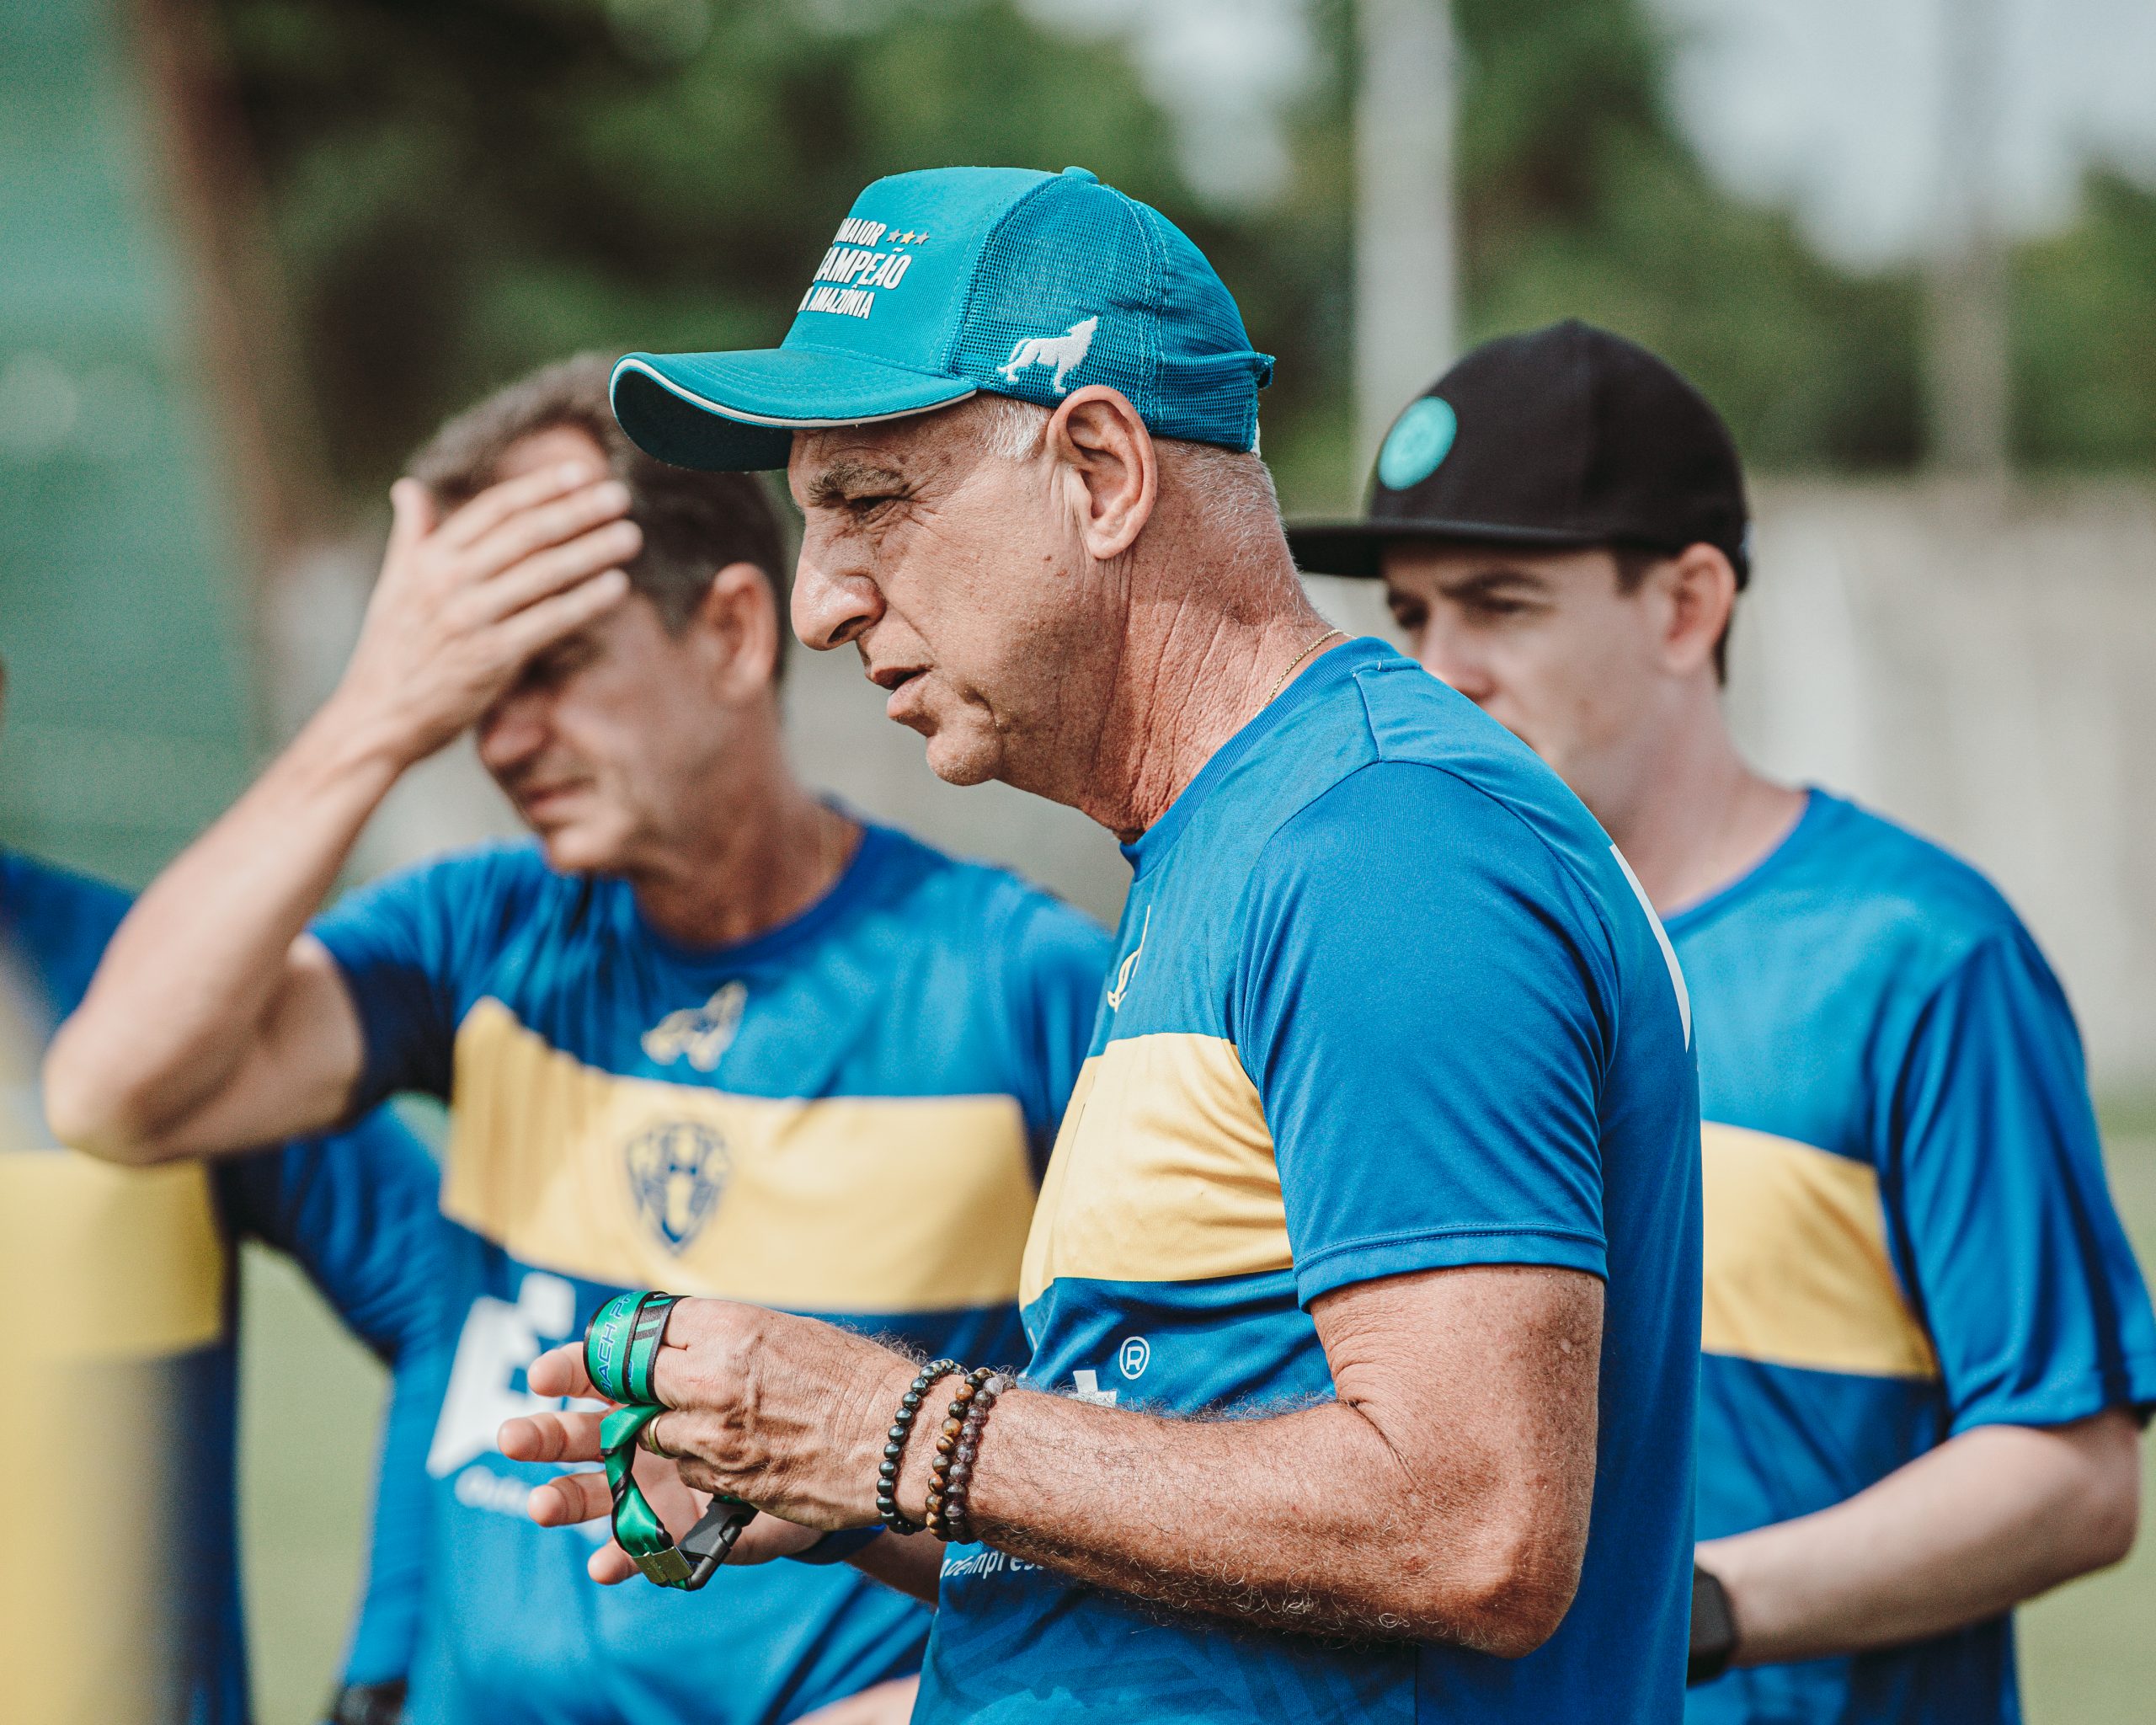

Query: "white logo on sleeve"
left=1105, top=907, right=1149, bottom=1012
left=1609, top=842, right=1691, bottom=1049
left=1071, top=1369, right=1118, bottom=1405
left=998, top=317, right=1098, bottom=393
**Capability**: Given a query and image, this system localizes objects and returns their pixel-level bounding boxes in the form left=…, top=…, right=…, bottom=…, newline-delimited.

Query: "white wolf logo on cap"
left=998, top=316, right=1098, bottom=393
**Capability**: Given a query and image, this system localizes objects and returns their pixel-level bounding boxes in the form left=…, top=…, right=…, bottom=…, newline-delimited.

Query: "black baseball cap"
left=1287, top=319, right=1750, bottom=585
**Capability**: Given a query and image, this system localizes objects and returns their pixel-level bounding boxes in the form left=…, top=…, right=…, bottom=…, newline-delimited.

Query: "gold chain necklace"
left=1264, top=627, right=1347, bottom=706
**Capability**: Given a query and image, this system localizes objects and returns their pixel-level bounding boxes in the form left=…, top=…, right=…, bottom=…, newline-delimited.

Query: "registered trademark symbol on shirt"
left=1118, top=1336, right=1150, bottom=1379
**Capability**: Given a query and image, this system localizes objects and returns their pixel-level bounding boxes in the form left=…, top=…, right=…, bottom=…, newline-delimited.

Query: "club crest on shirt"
left=642, top=980, right=747, bottom=1072
left=624, top=1119, right=732, bottom=1253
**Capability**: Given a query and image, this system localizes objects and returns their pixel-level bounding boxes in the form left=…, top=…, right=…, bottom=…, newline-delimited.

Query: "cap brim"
left=1285, top=515, right=1612, bottom=579
left=611, top=349, right=979, bottom=473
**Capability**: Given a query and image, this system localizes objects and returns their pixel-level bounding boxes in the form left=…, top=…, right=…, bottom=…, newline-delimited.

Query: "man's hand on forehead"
left=328, top=458, right=641, bottom=766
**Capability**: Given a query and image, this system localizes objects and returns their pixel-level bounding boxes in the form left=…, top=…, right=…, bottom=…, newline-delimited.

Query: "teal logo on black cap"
left=1378, top=397, right=1457, bottom=491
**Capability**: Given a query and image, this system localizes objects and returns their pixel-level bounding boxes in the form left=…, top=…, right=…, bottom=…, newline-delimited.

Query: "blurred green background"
left=13, top=0, right=2155, bottom=869
left=12, top=0, right=2156, bottom=875
left=217, top=0, right=2156, bottom=514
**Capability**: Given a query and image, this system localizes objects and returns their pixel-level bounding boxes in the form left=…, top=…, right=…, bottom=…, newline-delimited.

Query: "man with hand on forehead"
left=1290, top=320, right=2154, bottom=1723
left=47, top=354, right=1109, bottom=1725
left=498, top=165, right=1703, bottom=1723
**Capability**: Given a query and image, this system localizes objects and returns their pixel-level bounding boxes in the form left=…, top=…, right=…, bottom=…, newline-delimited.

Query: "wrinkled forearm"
left=945, top=1389, right=1581, bottom=1654
left=1701, top=1410, right=2143, bottom=1664
left=590, top=1275, right=1598, bottom=1655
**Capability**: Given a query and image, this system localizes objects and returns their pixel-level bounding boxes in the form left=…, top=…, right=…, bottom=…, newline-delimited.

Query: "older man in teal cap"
left=495, top=164, right=1705, bottom=1724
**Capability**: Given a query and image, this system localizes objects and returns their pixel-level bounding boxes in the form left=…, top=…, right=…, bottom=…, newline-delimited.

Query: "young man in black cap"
left=1289, top=320, right=2154, bottom=1724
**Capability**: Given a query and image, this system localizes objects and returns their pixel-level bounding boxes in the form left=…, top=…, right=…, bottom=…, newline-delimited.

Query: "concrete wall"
left=1729, top=479, right=2156, bottom=1095
left=305, top=474, right=2156, bottom=1097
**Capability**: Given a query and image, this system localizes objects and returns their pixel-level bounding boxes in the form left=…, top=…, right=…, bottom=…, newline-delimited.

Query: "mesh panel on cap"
left=1136, top=204, right=1266, bottom=450
left=951, top=179, right=1162, bottom=423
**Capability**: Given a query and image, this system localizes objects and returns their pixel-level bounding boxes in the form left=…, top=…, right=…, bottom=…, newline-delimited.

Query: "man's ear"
left=1047, top=386, right=1157, bottom=561
left=1659, top=543, right=1737, bottom=678
left=692, top=563, right=782, bottom=697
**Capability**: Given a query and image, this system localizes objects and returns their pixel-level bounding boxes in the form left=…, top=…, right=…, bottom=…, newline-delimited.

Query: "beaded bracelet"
left=942, top=1371, right=1006, bottom=1544
left=877, top=1359, right=960, bottom=1535
left=924, top=1367, right=996, bottom=1540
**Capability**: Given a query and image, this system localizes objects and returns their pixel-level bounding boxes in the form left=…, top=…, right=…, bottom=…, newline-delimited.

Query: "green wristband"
left=583, top=1291, right=754, bottom=1591
left=584, top=1290, right=680, bottom=1406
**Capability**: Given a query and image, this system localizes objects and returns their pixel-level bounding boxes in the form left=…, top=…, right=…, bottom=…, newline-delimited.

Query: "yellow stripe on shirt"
left=0, top=1151, right=226, bottom=1362
left=1020, top=1032, right=1291, bottom=1305
left=1, top=972, right=223, bottom=1361
left=445, top=998, right=1038, bottom=1311
left=1701, top=1121, right=1939, bottom=1380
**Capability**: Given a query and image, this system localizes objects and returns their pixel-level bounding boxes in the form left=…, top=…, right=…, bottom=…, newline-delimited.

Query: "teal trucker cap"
left=611, top=165, right=1275, bottom=472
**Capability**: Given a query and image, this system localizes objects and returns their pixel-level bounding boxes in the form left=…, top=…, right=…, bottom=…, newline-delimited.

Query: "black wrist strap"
left=1688, top=1563, right=1739, bottom=1685
left=788, top=1525, right=887, bottom=1567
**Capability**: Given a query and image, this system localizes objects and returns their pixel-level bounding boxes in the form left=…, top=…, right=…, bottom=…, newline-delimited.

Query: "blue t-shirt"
left=312, top=820, right=1111, bottom=1725
left=0, top=849, right=441, bottom=1725
left=915, top=638, right=1703, bottom=1725
left=1675, top=790, right=2156, bottom=1725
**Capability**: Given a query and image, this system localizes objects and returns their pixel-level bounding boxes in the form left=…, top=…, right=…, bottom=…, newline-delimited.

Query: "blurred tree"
left=211, top=0, right=1352, bottom=507
left=2015, top=171, right=2156, bottom=471
left=211, top=0, right=2153, bottom=515
left=1449, top=0, right=1924, bottom=474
